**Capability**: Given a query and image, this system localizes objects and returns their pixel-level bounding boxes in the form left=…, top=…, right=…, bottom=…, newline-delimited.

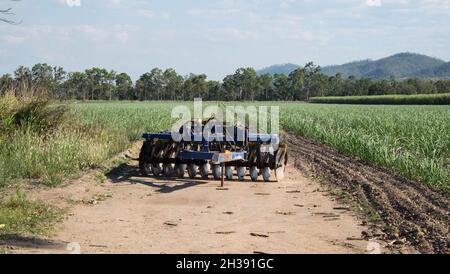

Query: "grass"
left=1, top=129, right=119, bottom=187
left=71, top=101, right=176, bottom=141
left=0, top=98, right=177, bottom=241
left=310, top=93, right=450, bottom=105
left=0, top=188, right=62, bottom=237
left=0, top=100, right=175, bottom=188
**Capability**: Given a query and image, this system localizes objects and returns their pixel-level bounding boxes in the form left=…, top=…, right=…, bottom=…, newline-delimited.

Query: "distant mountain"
left=257, top=53, right=450, bottom=80
left=320, top=59, right=373, bottom=78
left=322, top=53, right=446, bottom=79
left=417, top=62, right=450, bottom=79
left=257, top=63, right=300, bottom=76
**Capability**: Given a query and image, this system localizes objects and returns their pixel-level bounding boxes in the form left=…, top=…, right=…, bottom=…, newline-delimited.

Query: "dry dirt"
left=3, top=143, right=380, bottom=254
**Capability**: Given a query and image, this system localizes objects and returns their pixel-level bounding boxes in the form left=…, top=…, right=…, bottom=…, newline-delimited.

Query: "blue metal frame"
left=178, top=151, right=216, bottom=161
left=177, top=151, right=247, bottom=164
left=143, top=133, right=173, bottom=140
left=143, top=128, right=279, bottom=164
left=143, top=132, right=280, bottom=145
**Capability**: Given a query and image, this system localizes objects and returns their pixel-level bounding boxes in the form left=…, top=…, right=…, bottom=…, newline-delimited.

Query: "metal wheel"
left=200, top=163, right=210, bottom=179
left=163, top=164, right=174, bottom=177
left=262, top=167, right=271, bottom=182
left=275, top=145, right=288, bottom=182
left=250, top=167, right=259, bottom=182
left=139, top=142, right=152, bottom=176
left=237, top=167, right=246, bottom=181
left=225, top=166, right=234, bottom=180
left=188, top=164, right=197, bottom=179
left=152, top=164, right=163, bottom=177
left=212, top=165, right=221, bottom=180
left=176, top=164, right=187, bottom=179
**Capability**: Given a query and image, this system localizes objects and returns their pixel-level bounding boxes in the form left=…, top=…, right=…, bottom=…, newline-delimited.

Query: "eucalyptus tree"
left=115, top=73, right=133, bottom=100
left=0, top=74, right=14, bottom=95
left=259, top=74, right=273, bottom=101
left=65, top=71, right=87, bottom=100
left=162, top=68, right=183, bottom=100
left=14, top=66, right=32, bottom=96
left=182, top=74, right=208, bottom=101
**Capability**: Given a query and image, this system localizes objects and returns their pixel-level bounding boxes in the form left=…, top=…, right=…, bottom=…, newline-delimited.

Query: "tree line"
left=1, top=62, right=449, bottom=101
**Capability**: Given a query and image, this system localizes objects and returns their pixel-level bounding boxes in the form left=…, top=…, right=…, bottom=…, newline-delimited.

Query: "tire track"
left=286, top=133, right=449, bottom=254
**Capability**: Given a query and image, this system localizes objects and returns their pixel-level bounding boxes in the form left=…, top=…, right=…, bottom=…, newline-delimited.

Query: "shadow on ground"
left=105, top=163, right=210, bottom=194
left=0, top=235, right=68, bottom=251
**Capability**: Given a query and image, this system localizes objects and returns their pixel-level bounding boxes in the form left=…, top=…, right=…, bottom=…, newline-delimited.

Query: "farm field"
left=75, top=101, right=450, bottom=192
left=2, top=100, right=449, bottom=191
left=281, top=103, right=450, bottom=191
left=310, top=93, right=450, bottom=105
left=1, top=100, right=450, bottom=254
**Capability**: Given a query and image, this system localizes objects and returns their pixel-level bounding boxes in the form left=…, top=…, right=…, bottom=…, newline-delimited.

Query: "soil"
left=286, top=133, right=449, bottom=254
left=3, top=134, right=448, bottom=254
left=2, top=144, right=374, bottom=254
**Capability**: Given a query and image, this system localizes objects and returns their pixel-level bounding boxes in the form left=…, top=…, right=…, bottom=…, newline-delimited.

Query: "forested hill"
left=258, top=53, right=449, bottom=80
left=257, top=63, right=300, bottom=76
left=417, top=62, right=450, bottom=79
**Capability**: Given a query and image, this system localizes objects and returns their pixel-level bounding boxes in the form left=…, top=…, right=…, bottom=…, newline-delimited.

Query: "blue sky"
left=0, top=0, right=449, bottom=80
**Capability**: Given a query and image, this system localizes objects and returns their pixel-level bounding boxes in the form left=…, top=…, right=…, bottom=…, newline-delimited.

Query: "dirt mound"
left=286, top=133, right=449, bottom=254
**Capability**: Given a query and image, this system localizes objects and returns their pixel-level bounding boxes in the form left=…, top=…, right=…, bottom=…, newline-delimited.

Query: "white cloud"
left=204, top=28, right=259, bottom=42
left=137, top=9, right=155, bottom=18
left=0, top=35, right=26, bottom=45
left=115, top=31, right=129, bottom=44
left=366, top=0, right=382, bottom=7
left=0, top=24, right=137, bottom=48
left=187, top=8, right=241, bottom=17
left=55, top=0, right=82, bottom=7
left=66, top=0, right=82, bottom=7
left=280, top=0, right=297, bottom=9
left=137, top=9, right=170, bottom=20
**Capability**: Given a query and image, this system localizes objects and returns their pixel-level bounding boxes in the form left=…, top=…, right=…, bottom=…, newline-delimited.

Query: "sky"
left=0, top=0, right=449, bottom=80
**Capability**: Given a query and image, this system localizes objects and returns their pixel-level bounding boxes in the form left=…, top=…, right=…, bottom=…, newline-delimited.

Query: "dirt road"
left=9, top=133, right=448, bottom=254
left=8, top=143, right=377, bottom=254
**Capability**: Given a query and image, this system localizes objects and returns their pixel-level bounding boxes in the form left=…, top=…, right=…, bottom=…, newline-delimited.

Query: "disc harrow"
left=139, top=120, right=288, bottom=185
